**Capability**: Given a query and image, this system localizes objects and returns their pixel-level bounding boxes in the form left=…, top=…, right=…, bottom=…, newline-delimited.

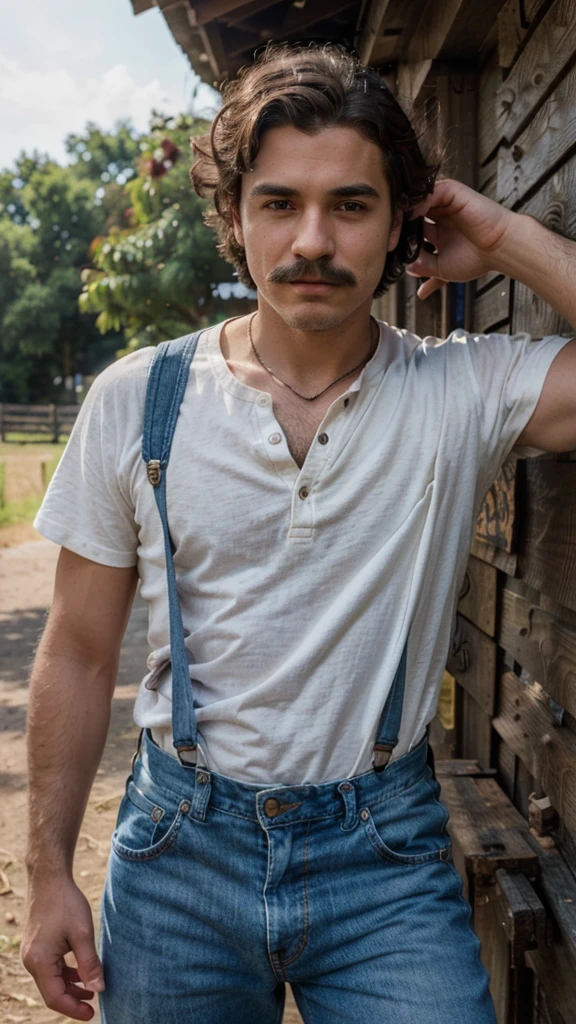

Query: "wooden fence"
left=0, top=404, right=79, bottom=443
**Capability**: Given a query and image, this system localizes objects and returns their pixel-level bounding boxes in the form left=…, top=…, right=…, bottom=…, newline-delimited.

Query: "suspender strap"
left=142, top=331, right=203, bottom=766
left=372, top=639, right=408, bottom=771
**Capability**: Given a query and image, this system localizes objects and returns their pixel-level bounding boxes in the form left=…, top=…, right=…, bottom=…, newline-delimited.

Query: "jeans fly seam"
left=279, top=820, right=311, bottom=969
left=264, top=827, right=283, bottom=982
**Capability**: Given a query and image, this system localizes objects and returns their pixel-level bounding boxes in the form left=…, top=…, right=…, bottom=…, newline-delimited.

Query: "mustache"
left=267, top=258, right=357, bottom=287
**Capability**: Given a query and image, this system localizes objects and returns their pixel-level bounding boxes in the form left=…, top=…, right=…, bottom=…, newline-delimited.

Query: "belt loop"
left=337, top=780, right=358, bottom=832
left=192, top=767, right=212, bottom=821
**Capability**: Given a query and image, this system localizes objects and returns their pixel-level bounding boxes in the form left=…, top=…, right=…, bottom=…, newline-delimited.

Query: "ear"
left=387, top=207, right=404, bottom=252
left=231, top=206, right=244, bottom=248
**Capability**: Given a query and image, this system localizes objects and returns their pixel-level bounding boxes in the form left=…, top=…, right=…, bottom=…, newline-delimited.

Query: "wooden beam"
left=458, top=556, right=498, bottom=638
left=447, top=615, right=497, bottom=717
left=130, top=0, right=155, bottom=13
left=262, top=0, right=357, bottom=43
left=406, top=0, right=465, bottom=65
left=513, top=152, right=576, bottom=338
left=198, top=21, right=229, bottom=81
left=472, top=277, right=511, bottom=333
left=492, top=670, right=576, bottom=844
left=518, top=461, right=576, bottom=614
left=498, top=587, right=576, bottom=720
left=225, top=0, right=284, bottom=27
left=357, top=0, right=393, bottom=65
left=498, top=59, right=576, bottom=209
left=496, top=0, right=576, bottom=145
left=189, top=0, right=266, bottom=26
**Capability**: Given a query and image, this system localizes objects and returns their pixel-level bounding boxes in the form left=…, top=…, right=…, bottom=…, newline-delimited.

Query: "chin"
left=274, top=301, right=355, bottom=333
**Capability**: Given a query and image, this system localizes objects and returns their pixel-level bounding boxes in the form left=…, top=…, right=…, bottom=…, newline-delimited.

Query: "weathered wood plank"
left=458, top=555, right=498, bottom=637
left=479, top=153, right=498, bottom=199
left=497, top=736, right=516, bottom=799
left=498, top=60, right=576, bottom=208
left=475, top=454, right=518, bottom=554
left=441, top=772, right=539, bottom=885
left=499, top=587, right=576, bottom=720
left=492, top=671, right=576, bottom=841
left=513, top=153, right=576, bottom=337
left=497, top=0, right=551, bottom=70
left=473, top=876, right=513, bottom=1022
left=436, top=759, right=498, bottom=777
left=440, top=0, right=511, bottom=61
left=475, top=269, right=503, bottom=294
left=459, top=688, right=494, bottom=767
left=526, top=945, right=576, bottom=1024
left=497, top=0, right=576, bottom=143
left=473, top=277, right=511, bottom=333
left=448, top=615, right=497, bottom=716
left=496, top=867, right=546, bottom=963
left=470, top=535, right=517, bottom=577
left=522, top=829, right=576, bottom=972
left=518, top=461, right=576, bottom=613
left=357, top=0, right=393, bottom=64
left=479, top=47, right=504, bottom=165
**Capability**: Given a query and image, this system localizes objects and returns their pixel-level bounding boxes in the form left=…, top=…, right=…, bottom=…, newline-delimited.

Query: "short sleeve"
left=447, top=328, right=574, bottom=464
left=33, top=352, right=150, bottom=567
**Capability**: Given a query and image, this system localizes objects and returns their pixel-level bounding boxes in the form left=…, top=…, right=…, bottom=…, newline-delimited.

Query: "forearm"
left=25, top=627, right=116, bottom=881
left=492, top=212, right=576, bottom=330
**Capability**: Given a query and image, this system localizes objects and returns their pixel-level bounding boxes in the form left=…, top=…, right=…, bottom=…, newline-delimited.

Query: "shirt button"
left=318, top=433, right=329, bottom=445
left=343, top=398, right=350, bottom=408
left=298, top=486, right=309, bottom=500
left=257, top=395, right=268, bottom=407
left=268, top=432, right=282, bottom=445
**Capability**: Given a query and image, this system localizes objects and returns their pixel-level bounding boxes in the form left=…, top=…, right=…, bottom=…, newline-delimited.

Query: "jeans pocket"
left=111, top=779, right=190, bottom=862
left=360, top=774, right=453, bottom=866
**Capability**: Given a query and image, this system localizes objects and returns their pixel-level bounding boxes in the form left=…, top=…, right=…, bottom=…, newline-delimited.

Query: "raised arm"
left=21, top=547, right=138, bottom=1022
left=405, top=178, right=576, bottom=453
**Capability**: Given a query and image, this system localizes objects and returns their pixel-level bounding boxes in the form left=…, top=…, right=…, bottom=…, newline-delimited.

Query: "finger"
left=423, top=218, right=438, bottom=251
left=405, top=250, right=438, bottom=278
left=417, top=277, right=444, bottom=300
left=67, top=982, right=95, bottom=1000
left=74, top=938, right=105, bottom=993
left=34, top=967, right=97, bottom=1021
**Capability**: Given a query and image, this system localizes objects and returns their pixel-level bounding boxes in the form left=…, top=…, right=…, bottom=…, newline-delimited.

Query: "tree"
left=79, top=113, right=250, bottom=351
left=0, top=155, right=121, bottom=402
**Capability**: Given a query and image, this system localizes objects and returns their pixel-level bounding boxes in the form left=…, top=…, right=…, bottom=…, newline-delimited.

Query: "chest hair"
left=267, top=382, right=351, bottom=468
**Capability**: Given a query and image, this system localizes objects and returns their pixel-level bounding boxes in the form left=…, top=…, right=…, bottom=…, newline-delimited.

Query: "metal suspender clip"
left=372, top=743, right=393, bottom=773
left=147, top=459, right=162, bottom=486
left=176, top=744, right=198, bottom=767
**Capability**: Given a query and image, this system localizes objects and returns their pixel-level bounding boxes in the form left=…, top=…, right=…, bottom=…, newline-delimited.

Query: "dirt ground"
left=0, top=533, right=303, bottom=1023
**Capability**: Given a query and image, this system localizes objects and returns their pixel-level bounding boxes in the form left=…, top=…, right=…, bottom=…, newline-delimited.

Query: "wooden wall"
left=375, top=3, right=576, bottom=1021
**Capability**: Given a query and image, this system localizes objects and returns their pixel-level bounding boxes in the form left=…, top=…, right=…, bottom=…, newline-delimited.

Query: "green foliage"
left=0, top=112, right=247, bottom=399
left=0, top=151, right=122, bottom=402
left=80, top=113, right=244, bottom=350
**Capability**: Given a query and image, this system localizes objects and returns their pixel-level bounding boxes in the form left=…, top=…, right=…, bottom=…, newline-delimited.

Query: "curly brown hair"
left=190, top=43, right=443, bottom=298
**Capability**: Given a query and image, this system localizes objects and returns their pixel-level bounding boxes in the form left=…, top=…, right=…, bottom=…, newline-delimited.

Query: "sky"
left=0, top=0, right=220, bottom=170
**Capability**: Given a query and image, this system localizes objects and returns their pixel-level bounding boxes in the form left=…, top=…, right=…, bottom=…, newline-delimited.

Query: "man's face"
left=234, top=124, right=403, bottom=331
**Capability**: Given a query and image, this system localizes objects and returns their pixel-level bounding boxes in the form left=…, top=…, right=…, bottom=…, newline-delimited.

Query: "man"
left=21, top=43, right=576, bottom=1024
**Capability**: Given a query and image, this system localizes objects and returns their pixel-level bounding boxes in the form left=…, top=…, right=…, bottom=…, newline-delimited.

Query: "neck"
left=248, top=297, right=377, bottom=387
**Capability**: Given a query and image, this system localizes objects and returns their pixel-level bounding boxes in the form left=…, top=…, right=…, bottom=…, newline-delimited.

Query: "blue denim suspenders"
left=141, top=331, right=411, bottom=775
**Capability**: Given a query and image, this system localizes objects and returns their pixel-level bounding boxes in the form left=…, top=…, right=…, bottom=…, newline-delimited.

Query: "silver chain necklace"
left=247, top=312, right=375, bottom=402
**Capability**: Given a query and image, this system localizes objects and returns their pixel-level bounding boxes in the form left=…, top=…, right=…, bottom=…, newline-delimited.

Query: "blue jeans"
left=98, top=728, right=497, bottom=1023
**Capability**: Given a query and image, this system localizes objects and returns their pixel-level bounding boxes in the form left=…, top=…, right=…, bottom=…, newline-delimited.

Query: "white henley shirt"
left=33, top=318, right=572, bottom=784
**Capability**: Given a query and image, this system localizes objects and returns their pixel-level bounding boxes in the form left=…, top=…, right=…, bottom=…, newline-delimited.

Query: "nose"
left=291, top=208, right=335, bottom=263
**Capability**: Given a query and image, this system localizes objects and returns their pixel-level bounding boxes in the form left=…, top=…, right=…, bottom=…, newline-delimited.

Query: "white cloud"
left=0, top=57, right=183, bottom=167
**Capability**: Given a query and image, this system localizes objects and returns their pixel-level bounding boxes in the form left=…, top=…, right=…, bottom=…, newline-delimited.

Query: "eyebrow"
left=248, top=182, right=381, bottom=200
